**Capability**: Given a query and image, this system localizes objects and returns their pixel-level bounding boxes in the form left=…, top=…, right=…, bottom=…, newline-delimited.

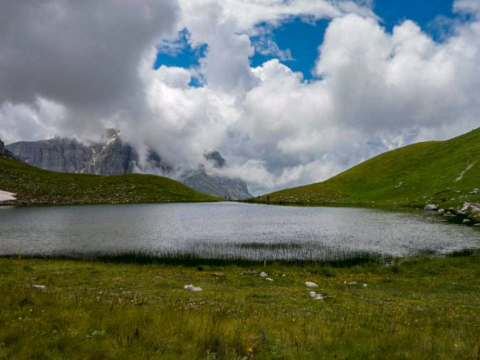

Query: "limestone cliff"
left=7, top=136, right=252, bottom=199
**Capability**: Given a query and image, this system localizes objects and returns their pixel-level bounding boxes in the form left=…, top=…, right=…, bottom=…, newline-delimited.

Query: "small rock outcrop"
left=0, top=138, right=16, bottom=159
left=460, top=202, right=480, bottom=222
left=424, top=204, right=439, bottom=211
left=31, top=285, right=47, bottom=290
left=309, top=291, right=323, bottom=300
left=184, top=284, right=203, bottom=292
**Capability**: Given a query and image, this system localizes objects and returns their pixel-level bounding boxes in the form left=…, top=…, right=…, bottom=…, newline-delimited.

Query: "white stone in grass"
left=309, top=291, right=317, bottom=298
left=363, top=284, right=368, bottom=288
left=32, top=285, right=47, bottom=290
left=315, top=295, right=324, bottom=300
left=266, top=278, right=274, bottom=282
left=347, top=282, right=357, bottom=286
left=259, top=272, right=268, bottom=278
left=305, top=282, right=319, bottom=288
left=184, top=284, right=203, bottom=292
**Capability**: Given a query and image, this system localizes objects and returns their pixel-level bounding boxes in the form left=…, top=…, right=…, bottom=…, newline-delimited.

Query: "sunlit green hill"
left=253, top=128, right=480, bottom=209
left=0, top=156, right=218, bottom=205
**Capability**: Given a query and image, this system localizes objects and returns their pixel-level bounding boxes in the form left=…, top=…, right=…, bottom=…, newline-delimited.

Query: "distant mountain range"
left=6, top=131, right=252, bottom=199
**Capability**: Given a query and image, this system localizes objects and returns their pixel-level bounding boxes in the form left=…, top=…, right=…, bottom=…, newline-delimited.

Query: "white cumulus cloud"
left=1, top=0, right=480, bottom=196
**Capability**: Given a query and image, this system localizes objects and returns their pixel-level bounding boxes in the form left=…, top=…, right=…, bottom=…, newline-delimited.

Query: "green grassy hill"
left=252, top=128, right=480, bottom=209
left=0, top=156, right=218, bottom=205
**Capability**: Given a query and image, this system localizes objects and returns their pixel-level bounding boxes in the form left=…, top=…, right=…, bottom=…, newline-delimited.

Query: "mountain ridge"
left=0, top=145, right=218, bottom=205
left=7, top=134, right=252, bottom=199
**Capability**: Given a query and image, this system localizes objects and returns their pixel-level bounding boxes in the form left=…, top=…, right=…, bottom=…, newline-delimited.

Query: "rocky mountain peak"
left=103, top=128, right=121, bottom=139
left=205, top=151, right=227, bottom=169
left=6, top=135, right=252, bottom=199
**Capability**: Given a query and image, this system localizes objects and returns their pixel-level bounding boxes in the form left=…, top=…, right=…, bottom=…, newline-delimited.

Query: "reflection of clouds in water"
left=0, top=203, right=478, bottom=261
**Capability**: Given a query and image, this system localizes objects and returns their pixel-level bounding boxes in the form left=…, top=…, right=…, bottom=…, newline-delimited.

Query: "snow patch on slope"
left=0, top=190, right=16, bottom=202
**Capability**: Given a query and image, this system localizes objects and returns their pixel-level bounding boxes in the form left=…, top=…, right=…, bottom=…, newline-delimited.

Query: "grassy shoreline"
left=0, top=249, right=393, bottom=268
left=248, top=129, right=480, bottom=224
left=1, top=254, right=480, bottom=359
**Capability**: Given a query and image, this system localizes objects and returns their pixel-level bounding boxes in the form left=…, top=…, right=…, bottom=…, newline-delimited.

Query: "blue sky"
left=155, top=0, right=456, bottom=81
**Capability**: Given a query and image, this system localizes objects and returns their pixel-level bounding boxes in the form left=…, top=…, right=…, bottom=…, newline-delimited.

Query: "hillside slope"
left=252, top=128, right=480, bottom=209
left=0, top=156, right=218, bottom=205
left=7, top=135, right=252, bottom=199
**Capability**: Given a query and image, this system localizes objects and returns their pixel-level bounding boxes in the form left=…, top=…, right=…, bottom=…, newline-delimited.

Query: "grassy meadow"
left=1, top=254, right=480, bottom=359
left=250, top=128, right=480, bottom=214
left=0, top=157, right=218, bottom=205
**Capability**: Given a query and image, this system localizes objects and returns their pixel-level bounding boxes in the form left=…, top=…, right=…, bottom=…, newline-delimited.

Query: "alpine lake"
left=1, top=202, right=479, bottom=264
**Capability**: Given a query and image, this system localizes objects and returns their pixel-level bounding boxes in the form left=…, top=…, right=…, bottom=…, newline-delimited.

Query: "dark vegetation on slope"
left=7, top=136, right=253, bottom=199
left=0, top=156, right=218, bottom=205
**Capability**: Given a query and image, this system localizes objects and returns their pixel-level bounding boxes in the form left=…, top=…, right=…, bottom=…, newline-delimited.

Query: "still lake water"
left=0, top=202, right=479, bottom=261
